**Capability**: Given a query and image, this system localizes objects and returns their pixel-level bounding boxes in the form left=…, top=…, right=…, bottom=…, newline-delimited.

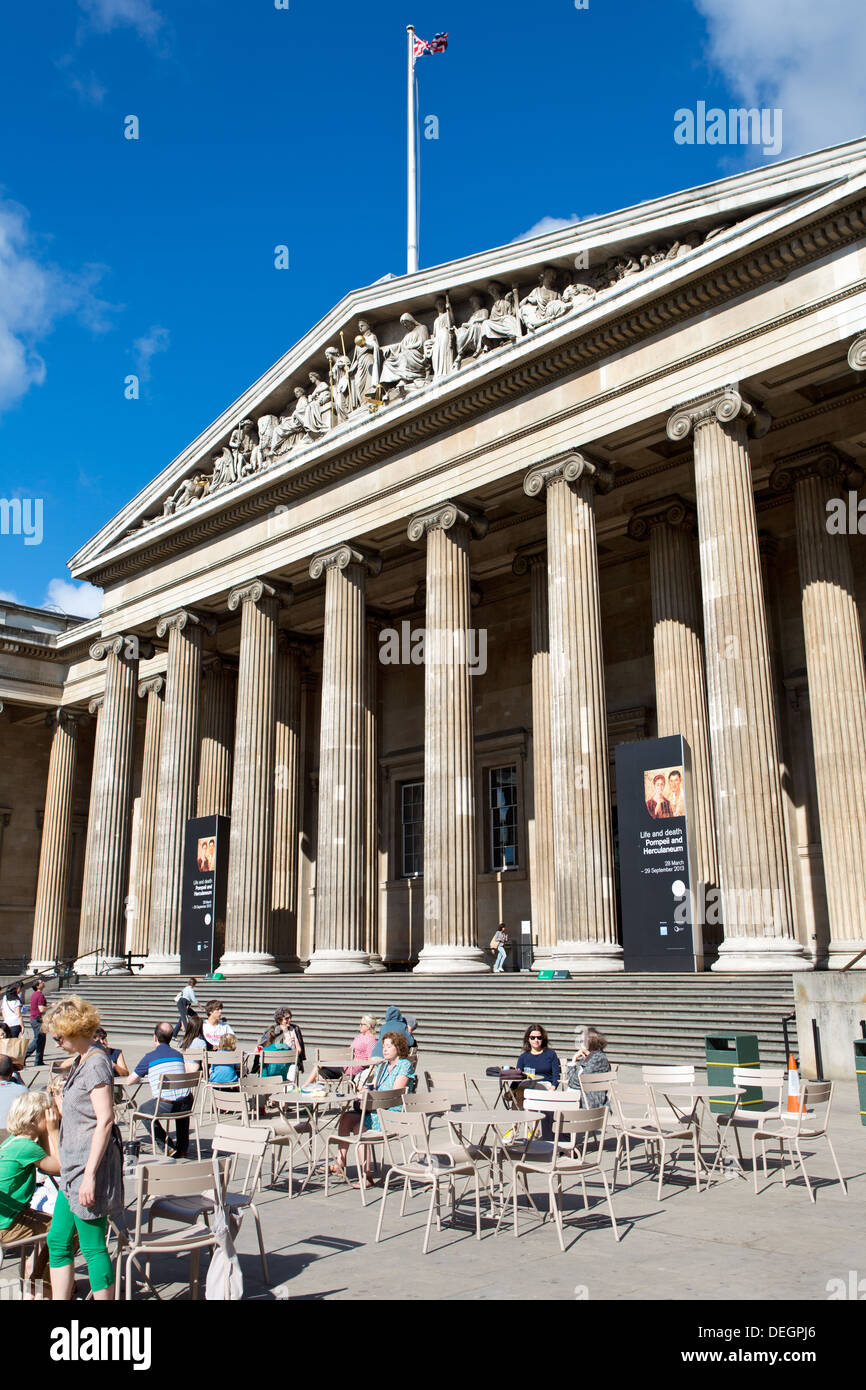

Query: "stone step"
left=52, top=973, right=796, bottom=1067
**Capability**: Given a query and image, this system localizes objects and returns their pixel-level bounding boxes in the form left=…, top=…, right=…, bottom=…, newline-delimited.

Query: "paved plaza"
left=47, top=1038, right=864, bottom=1304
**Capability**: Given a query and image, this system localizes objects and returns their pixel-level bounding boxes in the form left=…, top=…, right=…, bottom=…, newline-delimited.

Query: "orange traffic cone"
left=786, top=1052, right=804, bottom=1113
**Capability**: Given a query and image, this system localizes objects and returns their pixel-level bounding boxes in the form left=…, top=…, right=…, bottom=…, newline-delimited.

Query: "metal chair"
left=123, top=1157, right=230, bottom=1300
left=705, top=1066, right=787, bottom=1180
left=497, top=1105, right=620, bottom=1250
left=144, top=1125, right=271, bottom=1281
left=243, top=1076, right=315, bottom=1194
left=751, top=1080, right=847, bottom=1201
left=375, top=1108, right=488, bottom=1253
left=610, top=1082, right=703, bottom=1198
left=128, top=1071, right=202, bottom=1159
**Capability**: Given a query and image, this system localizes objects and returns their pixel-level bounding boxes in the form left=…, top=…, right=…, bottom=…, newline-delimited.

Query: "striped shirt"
left=135, top=1044, right=191, bottom=1101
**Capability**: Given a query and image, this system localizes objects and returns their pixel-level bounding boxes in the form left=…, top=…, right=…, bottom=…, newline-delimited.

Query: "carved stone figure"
left=350, top=320, right=381, bottom=406
left=210, top=445, right=237, bottom=490
left=326, top=345, right=354, bottom=421
left=429, top=296, right=456, bottom=379
left=520, top=268, right=568, bottom=330
left=230, top=419, right=258, bottom=478
left=163, top=473, right=209, bottom=517
left=306, top=371, right=333, bottom=434
left=380, top=313, right=430, bottom=395
left=455, top=293, right=489, bottom=364
left=481, top=282, right=522, bottom=349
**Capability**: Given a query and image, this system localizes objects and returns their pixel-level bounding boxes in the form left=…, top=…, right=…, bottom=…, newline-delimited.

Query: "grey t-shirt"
left=58, top=1048, right=123, bottom=1219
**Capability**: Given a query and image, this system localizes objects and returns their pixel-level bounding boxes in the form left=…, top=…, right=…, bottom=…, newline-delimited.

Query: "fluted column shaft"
left=409, top=505, right=488, bottom=972
left=668, top=389, right=805, bottom=970
left=526, top=455, right=622, bottom=970
left=774, top=448, right=866, bottom=964
left=307, top=546, right=376, bottom=972
left=365, top=614, right=386, bottom=969
left=514, top=545, right=556, bottom=968
left=144, top=613, right=209, bottom=972
left=221, top=581, right=283, bottom=973
left=197, top=661, right=236, bottom=818
left=272, top=636, right=303, bottom=969
left=31, top=711, right=83, bottom=968
left=132, top=677, right=164, bottom=958
left=629, top=500, right=719, bottom=896
left=77, top=636, right=144, bottom=966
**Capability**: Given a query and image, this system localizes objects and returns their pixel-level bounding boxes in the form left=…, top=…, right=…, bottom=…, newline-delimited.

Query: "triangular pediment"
left=70, top=137, right=866, bottom=582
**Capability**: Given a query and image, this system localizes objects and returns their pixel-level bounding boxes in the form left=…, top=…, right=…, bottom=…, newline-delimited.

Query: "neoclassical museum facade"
left=4, top=139, right=866, bottom=976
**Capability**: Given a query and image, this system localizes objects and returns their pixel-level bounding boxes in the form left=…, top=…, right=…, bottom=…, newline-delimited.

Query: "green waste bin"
left=705, top=1032, right=762, bottom=1111
left=855, top=1040, right=866, bottom=1127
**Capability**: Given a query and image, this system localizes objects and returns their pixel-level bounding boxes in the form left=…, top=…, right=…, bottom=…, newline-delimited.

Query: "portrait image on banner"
left=643, top=765, right=686, bottom=821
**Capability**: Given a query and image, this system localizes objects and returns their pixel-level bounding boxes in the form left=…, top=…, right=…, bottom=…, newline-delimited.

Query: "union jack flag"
left=413, top=31, right=449, bottom=58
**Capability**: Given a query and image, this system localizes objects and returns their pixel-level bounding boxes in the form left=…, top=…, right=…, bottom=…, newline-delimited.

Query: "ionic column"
left=144, top=611, right=212, bottom=973
left=408, top=504, right=489, bottom=973
left=77, top=635, right=149, bottom=968
left=272, top=634, right=304, bottom=971
left=306, top=546, right=380, bottom=973
left=628, top=497, right=719, bottom=894
left=847, top=333, right=866, bottom=373
left=131, top=676, right=164, bottom=958
left=667, top=388, right=805, bottom=970
left=525, top=454, right=623, bottom=971
left=197, top=659, right=236, bottom=818
left=30, top=710, right=85, bottom=970
left=513, top=543, right=556, bottom=970
left=771, top=445, right=866, bottom=967
left=365, top=612, right=387, bottom=970
left=221, top=579, right=287, bottom=974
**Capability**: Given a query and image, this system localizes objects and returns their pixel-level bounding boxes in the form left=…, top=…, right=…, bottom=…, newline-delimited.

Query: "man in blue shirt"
left=134, top=1022, right=193, bottom=1158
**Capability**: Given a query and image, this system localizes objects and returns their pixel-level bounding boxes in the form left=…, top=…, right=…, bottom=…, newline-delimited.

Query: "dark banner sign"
left=180, top=815, right=229, bottom=976
left=614, top=734, right=702, bottom=971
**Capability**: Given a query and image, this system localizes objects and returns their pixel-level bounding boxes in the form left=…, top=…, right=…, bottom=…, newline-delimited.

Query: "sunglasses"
left=529, top=1034, right=543, bottom=1040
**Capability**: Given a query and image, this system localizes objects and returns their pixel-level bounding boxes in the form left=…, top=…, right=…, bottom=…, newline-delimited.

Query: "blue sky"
left=1, top=0, right=864, bottom=616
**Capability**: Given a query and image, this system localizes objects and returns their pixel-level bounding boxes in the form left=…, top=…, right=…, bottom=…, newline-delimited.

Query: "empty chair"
left=706, top=1066, right=786, bottom=1180
left=423, top=1071, right=482, bottom=1108
left=123, top=1158, right=230, bottom=1301
left=610, top=1082, right=702, bottom=1198
left=751, top=1080, right=847, bottom=1202
left=244, top=1076, right=314, bottom=1194
left=642, top=1064, right=698, bottom=1127
left=497, top=1106, right=619, bottom=1251
left=375, top=1109, right=489, bottom=1254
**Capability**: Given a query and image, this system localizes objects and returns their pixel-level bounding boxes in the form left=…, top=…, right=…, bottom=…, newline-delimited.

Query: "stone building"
left=3, top=139, right=866, bottom=976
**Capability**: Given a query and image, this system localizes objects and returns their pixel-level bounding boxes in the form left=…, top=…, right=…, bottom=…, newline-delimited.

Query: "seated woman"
left=208, top=1034, right=240, bottom=1085
left=302, top=1014, right=380, bottom=1091
left=566, top=1025, right=612, bottom=1107
left=179, top=1014, right=208, bottom=1072
left=261, top=1025, right=295, bottom=1082
left=0, top=1090, right=62, bottom=1297
left=515, top=1023, right=561, bottom=1140
left=332, top=1032, right=415, bottom=1186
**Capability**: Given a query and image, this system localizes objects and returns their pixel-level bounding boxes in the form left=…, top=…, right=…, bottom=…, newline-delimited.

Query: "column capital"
left=202, top=654, right=237, bottom=677
left=137, top=674, right=166, bottom=700
left=406, top=502, right=488, bottom=543
left=45, top=708, right=88, bottom=732
left=769, top=444, right=854, bottom=494
left=308, top=545, right=382, bottom=581
left=89, top=634, right=155, bottom=663
left=666, top=385, right=771, bottom=442
left=847, top=332, right=866, bottom=372
left=627, top=494, right=697, bottom=541
left=512, top=541, right=547, bottom=576
left=227, top=579, right=293, bottom=613
left=276, top=630, right=312, bottom=659
left=87, top=695, right=105, bottom=716
left=156, top=608, right=219, bottom=638
left=523, top=450, right=613, bottom=499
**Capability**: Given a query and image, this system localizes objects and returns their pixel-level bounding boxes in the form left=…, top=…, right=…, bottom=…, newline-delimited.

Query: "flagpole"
left=407, top=24, right=418, bottom=274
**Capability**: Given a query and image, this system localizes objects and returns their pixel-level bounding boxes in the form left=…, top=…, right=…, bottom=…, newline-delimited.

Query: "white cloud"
left=0, top=589, right=22, bottom=605
left=693, top=0, right=866, bottom=156
left=132, top=325, right=170, bottom=384
left=514, top=214, right=585, bottom=243
left=43, top=578, right=102, bottom=619
left=0, top=197, right=115, bottom=414
left=77, top=0, right=163, bottom=40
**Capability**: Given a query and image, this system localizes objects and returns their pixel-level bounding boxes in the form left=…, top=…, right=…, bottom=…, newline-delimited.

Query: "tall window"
left=401, top=781, right=424, bottom=877
left=489, top=765, right=518, bottom=869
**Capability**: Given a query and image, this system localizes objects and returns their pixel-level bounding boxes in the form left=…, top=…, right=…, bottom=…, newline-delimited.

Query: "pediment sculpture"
left=128, top=223, right=727, bottom=533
